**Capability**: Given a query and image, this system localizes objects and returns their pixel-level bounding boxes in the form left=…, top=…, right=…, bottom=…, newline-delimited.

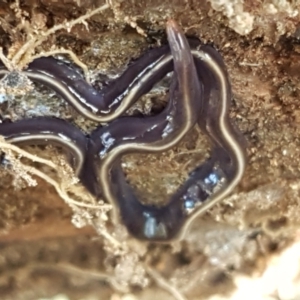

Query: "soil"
left=0, top=1, right=300, bottom=299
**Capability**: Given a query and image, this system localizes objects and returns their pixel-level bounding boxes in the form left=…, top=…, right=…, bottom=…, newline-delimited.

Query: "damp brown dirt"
left=1, top=1, right=300, bottom=299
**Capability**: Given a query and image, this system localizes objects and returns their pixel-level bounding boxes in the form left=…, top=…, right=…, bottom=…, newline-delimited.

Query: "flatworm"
left=0, top=20, right=246, bottom=241
left=82, top=20, right=246, bottom=240
left=0, top=44, right=173, bottom=122
left=0, top=117, right=87, bottom=175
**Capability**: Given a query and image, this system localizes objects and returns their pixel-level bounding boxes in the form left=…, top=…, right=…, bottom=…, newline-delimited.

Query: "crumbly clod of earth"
left=0, top=0, right=300, bottom=299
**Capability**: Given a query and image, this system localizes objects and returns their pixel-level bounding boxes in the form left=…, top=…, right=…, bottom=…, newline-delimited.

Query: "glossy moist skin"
left=0, top=117, right=88, bottom=175
left=0, top=44, right=172, bottom=122
left=85, top=20, right=246, bottom=241
left=0, top=20, right=246, bottom=241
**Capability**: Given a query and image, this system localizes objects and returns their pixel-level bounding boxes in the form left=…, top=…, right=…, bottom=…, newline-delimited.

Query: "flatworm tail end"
left=166, top=19, right=203, bottom=126
left=166, top=20, right=194, bottom=66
